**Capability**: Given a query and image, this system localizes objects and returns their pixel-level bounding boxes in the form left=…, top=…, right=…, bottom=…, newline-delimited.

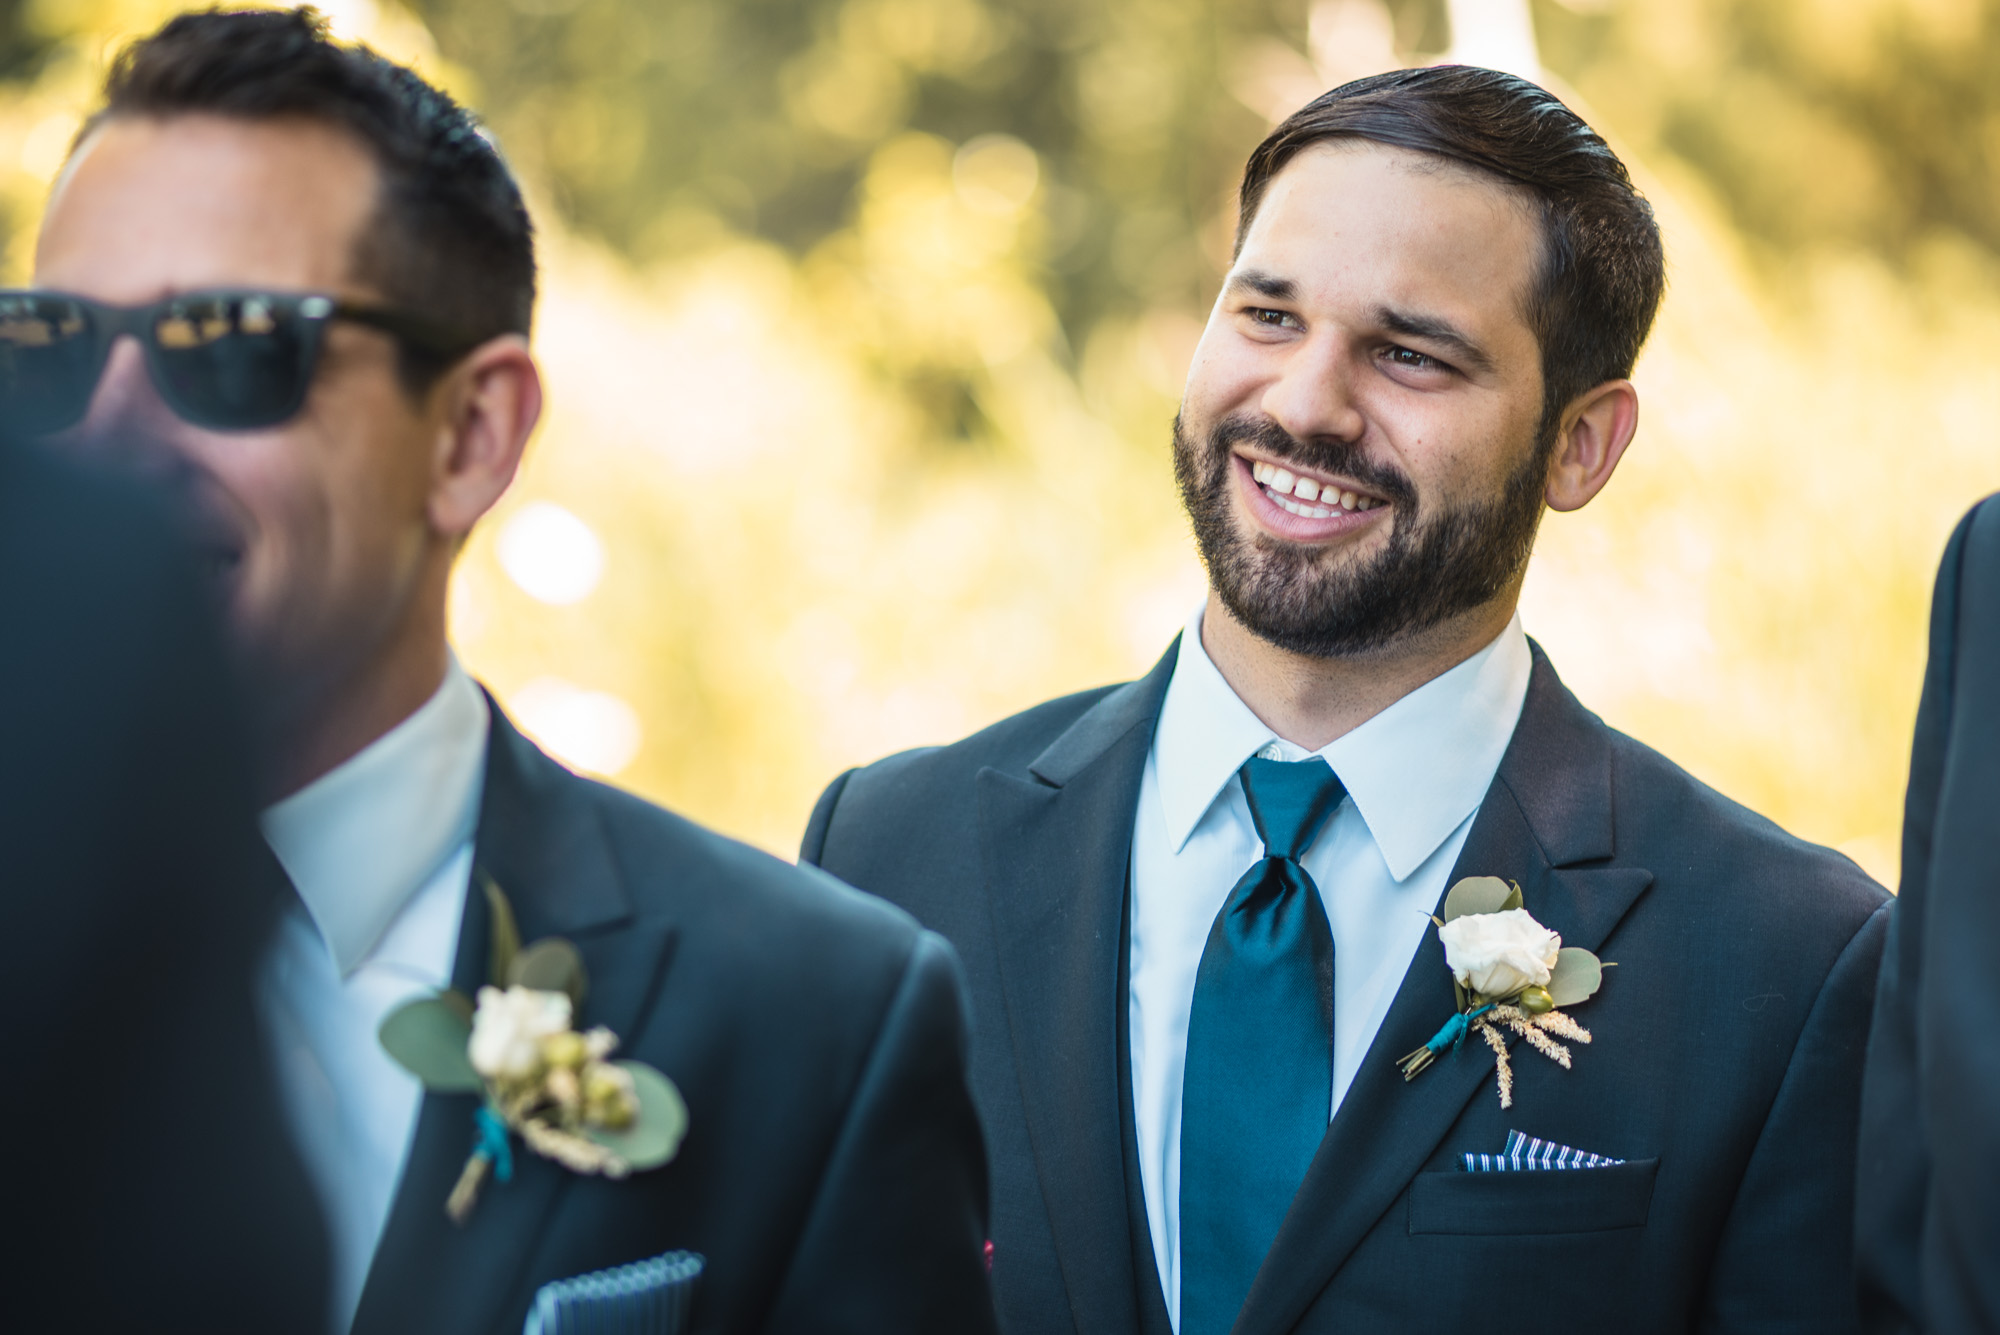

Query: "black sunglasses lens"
left=0, top=295, right=101, bottom=435
left=149, top=295, right=316, bottom=430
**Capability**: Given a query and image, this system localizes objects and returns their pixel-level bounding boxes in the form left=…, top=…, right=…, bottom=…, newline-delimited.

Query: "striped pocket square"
left=522, top=1250, right=704, bottom=1335
left=1463, top=1129, right=1625, bottom=1172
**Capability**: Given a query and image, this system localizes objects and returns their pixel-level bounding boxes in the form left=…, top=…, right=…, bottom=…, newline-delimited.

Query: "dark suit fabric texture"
left=803, top=639, right=1890, bottom=1335
left=0, top=441, right=329, bottom=1330
left=350, top=701, right=996, bottom=1335
left=1858, top=494, right=2000, bottom=1335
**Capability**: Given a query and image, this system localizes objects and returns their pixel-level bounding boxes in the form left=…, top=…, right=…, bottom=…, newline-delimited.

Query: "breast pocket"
left=1407, top=1158, right=1660, bottom=1235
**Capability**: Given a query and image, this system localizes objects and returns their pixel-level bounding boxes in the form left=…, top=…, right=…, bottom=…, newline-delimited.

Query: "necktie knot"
left=1239, top=755, right=1346, bottom=863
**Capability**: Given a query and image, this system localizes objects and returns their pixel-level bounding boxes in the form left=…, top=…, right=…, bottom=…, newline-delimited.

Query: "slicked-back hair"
left=82, top=6, right=534, bottom=393
left=1237, top=66, right=1664, bottom=429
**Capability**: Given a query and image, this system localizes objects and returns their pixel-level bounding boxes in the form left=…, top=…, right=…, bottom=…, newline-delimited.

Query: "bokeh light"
left=496, top=501, right=605, bottom=606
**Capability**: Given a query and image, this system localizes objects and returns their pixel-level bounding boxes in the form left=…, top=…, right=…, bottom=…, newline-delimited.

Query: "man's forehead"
left=35, top=113, right=380, bottom=300
left=1237, top=139, right=1544, bottom=327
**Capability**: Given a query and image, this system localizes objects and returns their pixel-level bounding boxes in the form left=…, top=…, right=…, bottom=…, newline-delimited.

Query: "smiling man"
left=15, top=10, right=993, bottom=1335
left=805, top=67, right=1888, bottom=1334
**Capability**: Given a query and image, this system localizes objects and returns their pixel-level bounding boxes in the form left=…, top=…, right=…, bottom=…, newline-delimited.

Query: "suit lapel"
left=980, top=643, right=1177, bottom=1335
left=1236, top=646, right=1654, bottom=1335
left=353, top=701, right=676, bottom=1335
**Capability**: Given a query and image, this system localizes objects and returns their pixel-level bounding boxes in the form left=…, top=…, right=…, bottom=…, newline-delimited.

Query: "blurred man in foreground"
left=0, top=437, right=327, bottom=1329
left=806, top=68, right=1889, bottom=1334
left=1858, top=494, right=2000, bottom=1334
left=18, top=10, right=993, bottom=1334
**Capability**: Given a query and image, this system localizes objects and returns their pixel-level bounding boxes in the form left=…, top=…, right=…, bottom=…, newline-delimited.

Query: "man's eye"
left=1385, top=346, right=1444, bottom=371
left=1248, top=308, right=1297, bottom=328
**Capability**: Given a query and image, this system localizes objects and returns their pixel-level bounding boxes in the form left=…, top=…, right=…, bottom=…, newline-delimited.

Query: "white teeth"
left=1246, top=457, right=1387, bottom=517
left=1272, top=493, right=1337, bottom=518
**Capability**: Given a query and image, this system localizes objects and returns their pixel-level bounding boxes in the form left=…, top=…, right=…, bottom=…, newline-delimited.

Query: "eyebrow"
left=1226, top=268, right=1296, bottom=302
left=1374, top=305, right=1496, bottom=375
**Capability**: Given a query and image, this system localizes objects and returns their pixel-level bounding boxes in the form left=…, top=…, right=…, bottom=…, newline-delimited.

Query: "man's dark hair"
left=1237, top=66, right=1664, bottom=427
left=84, top=6, right=534, bottom=392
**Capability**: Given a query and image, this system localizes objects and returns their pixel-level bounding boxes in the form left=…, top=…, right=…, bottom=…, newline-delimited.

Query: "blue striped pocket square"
left=522, top=1250, right=703, bottom=1335
left=1463, top=1129, right=1625, bottom=1172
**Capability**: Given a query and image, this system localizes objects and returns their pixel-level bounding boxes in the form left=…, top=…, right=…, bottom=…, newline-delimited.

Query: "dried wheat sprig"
left=1533, top=1009, right=1592, bottom=1044
left=1510, top=1019, right=1573, bottom=1068
left=520, top=1119, right=630, bottom=1178
left=1479, top=1019, right=1514, bottom=1109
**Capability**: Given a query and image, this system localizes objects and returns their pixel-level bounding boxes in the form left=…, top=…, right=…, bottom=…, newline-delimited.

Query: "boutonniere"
left=378, top=876, right=688, bottom=1223
left=1397, top=876, right=1607, bottom=1109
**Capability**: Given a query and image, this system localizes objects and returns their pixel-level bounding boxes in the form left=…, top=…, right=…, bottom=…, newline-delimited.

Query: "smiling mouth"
left=1246, top=457, right=1388, bottom=519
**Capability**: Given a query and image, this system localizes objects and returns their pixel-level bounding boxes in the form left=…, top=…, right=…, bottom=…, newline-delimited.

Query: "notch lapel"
left=981, top=645, right=1177, bottom=1335
left=1235, top=648, right=1654, bottom=1335
left=353, top=702, right=676, bottom=1335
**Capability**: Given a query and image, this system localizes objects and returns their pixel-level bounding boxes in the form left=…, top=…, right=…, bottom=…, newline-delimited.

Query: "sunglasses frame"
left=0, top=288, right=480, bottom=434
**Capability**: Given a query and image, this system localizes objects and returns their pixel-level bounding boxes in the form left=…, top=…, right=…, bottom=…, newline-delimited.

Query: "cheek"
left=1368, top=386, right=1538, bottom=496
left=1181, top=327, right=1260, bottom=414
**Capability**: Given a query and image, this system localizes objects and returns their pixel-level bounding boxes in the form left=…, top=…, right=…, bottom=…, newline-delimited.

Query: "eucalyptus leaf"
left=1500, top=881, right=1524, bottom=912
left=1442, top=876, right=1514, bottom=922
left=586, top=1061, right=688, bottom=1171
left=439, top=988, right=475, bottom=1024
left=1546, top=948, right=1604, bottom=1007
left=509, top=938, right=589, bottom=1010
left=378, top=998, right=481, bottom=1092
left=482, top=873, right=521, bottom=987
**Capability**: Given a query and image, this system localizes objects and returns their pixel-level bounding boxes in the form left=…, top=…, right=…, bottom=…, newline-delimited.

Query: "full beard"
left=1172, top=412, right=1552, bottom=658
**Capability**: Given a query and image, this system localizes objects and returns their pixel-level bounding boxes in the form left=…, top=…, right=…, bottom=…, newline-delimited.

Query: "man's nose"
left=62, top=337, right=187, bottom=473
left=1260, top=335, right=1366, bottom=445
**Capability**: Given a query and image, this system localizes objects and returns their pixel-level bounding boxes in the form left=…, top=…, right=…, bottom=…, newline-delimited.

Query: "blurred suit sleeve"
left=761, top=929, right=997, bottom=1335
left=1858, top=494, right=2000, bottom=1335
left=0, top=440, right=327, bottom=1331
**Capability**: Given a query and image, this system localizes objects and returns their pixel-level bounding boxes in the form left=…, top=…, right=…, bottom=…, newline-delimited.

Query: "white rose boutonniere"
left=1438, top=908, right=1561, bottom=999
left=468, top=984, right=574, bottom=1081
left=378, top=876, right=689, bottom=1223
left=1398, top=878, right=1609, bottom=1109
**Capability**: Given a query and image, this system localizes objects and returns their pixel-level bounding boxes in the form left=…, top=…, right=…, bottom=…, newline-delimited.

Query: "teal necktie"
left=1179, top=755, right=1343, bottom=1335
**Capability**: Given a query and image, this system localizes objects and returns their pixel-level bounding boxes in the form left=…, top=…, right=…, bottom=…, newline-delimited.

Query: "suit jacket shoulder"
left=586, top=770, right=935, bottom=992
left=356, top=712, right=995, bottom=1335
left=1596, top=717, right=1886, bottom=933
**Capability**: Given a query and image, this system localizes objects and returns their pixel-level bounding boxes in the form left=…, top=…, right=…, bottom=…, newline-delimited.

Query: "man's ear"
left=1544, top=378, right=1639, bottom=513
left=427, top=334, right=543, bottom=538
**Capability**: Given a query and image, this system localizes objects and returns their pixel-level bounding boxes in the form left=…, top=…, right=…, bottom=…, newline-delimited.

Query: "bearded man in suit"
left=804, top=67, right=1889, bottom=1334
left=20, top=9, right=993, bottom=1334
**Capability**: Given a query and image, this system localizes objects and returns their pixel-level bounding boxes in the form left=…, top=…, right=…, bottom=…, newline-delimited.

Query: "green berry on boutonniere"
left=377, top=875, right=687, bottom=1224
left=1396, top=876, right=1608, bottom=1109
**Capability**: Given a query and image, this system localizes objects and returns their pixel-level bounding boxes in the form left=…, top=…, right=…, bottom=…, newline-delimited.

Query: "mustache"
left=1208, top=414, right=1417, bottom=509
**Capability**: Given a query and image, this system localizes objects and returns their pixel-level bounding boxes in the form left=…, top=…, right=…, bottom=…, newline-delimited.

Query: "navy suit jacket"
left=1858, top=495, right=2000, bottom=1334
left=805, top=640, right=1888, bottom=1334
left=349, top=703, right=997, bottom=1335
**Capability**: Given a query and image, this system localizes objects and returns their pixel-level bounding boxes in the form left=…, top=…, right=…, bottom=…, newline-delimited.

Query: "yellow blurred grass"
left=7, top=1, right=1996, bottom=887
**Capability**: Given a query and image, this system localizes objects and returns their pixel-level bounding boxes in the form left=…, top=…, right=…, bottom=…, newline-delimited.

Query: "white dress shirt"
left=1130, top=606, right=1531, bottom=1329
left=257, top=659, right=490, bottom=1334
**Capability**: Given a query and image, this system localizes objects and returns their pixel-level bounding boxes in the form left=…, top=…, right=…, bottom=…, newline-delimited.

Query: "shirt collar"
left=1152, top=605, right=1532, bottom=880
left=261, top=657, right=491, bottom=976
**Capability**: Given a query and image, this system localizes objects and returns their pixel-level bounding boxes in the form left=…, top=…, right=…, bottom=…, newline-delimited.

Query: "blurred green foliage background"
left=3, top=0, right=1998, bottom=883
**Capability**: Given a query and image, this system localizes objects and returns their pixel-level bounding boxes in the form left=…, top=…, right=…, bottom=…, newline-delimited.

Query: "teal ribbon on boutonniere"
left=1397, top=876, right=1610, bottom=1109
left=378, top=874, right=688, bottom=1224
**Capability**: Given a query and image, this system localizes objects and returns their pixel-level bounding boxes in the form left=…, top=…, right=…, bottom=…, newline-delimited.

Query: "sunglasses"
left=0, top=289, right=477, bottom=435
